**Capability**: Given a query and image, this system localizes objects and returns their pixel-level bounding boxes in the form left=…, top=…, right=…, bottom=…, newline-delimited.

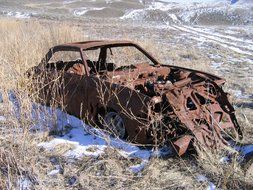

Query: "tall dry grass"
left=0, top=18, right=85, bottom=89
left=0, top=17, right=86, bottom=189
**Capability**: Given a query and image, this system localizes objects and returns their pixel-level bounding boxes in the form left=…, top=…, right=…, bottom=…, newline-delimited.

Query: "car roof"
left=53, top=40, right=137, bottom=50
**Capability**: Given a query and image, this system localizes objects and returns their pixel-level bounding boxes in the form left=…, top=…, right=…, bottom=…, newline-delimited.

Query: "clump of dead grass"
left=195, top=144, right=253, bottom=189
left=0, top=17, right=85, bottom=189
left=0, top=18, right=85, bottom=89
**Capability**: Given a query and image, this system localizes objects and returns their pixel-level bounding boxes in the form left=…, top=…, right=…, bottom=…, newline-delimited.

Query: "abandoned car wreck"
left=27, top=40, right=242, bottom=156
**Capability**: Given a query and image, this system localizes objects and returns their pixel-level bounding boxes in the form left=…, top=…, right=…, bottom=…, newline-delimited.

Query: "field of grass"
left=0, top=17, right=252, bottom=189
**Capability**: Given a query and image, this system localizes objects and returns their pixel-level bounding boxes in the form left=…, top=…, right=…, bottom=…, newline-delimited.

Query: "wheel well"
left=96, top=106, right=128, bottom=139
left=96, top=106, right=117, bottom=125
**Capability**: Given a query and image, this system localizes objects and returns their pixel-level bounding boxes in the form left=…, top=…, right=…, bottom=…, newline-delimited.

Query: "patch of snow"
left=224, top=29, right=240, bottom=35
left=33, top=105, right=165, bottom=162
left=63, top=0, right=80, bottom=4
left=235, top=0, right=253, bottom=5
left=129, top=160, right=148, bottom=173
left=148, top=2, right=173, bottom=11
left=6, top=11, right=31, bottom=19
left=170, top=25, right=253, bottom=55
left=120, top=9, right=145, bottom=20
left=73, top=9, right=89, bottom=16
left=152, top=146, right=174, bottom=158
left=105, top=0, right=122, bottom=4
left=211, top=62, right=224, bottom=69
left=73, top=7, right=105, bottom=16
left=168, top=14, right=180, bottom=23
left=48, top=169, right=60, bottom=176
left=0, top=116, right=6, bottom=122
left=242, top=58, right=253, bottom=64
left=197, top=175, right=216, bottom=190
left=232, top=90, right=249, bottom=99
left=229, top=142, right=253, bottom=162
left=219, top=156, right=230, bottom=163
left=235, top=144, right=253, bottom=156
left=0, top=91, right=3, bottom=103
left=47, top=165, right=63, bottom=176
left=18, top=177, right=32, bottom=190
left=183, top=25, right=253, bottom=46
left=6, top=90, right=174, bottom=173
left=160, top=0, right=227, bottom=3
left=119, top=0, right=253, bottom=25
left=8, top=90, right=21, bottom=120
left=179, top=11, right=197, bottom=23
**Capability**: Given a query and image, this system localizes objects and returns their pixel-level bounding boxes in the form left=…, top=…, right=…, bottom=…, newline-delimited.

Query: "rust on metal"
left=27, top=40, right=242, bottom=156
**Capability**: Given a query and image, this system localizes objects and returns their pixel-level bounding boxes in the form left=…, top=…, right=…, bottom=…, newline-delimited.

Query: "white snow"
left=105, top=0, right=122, bottom=4
left=197, top=175, right=216, bottom=190
left=160, top=0, right=226, bottom=3
left=0, top=116, right=6, bottom=122
left=148, top=2, right=174, bottom=11
left=170, top=25, right=253, bottom=55
left=73, top=7, right=105, bottom=16
left=63, top=0, right=81, bottom=4
left=129, top=160, right=148, bottom=173
left=34, top=105, right=172, bottom=172
left=119, top=0, right=253, bottom=25
left=7, top=91, right=166, bottom=166
left=236, top=144, right=253, bottom=156
left=47, top=165, right=63, bottom=176
left=47, top=169, right=60, bottom=176
left=183, top=25, right=253, bottom=47
left=8, top=90, right=21, bottom=121
left=6, top=11, right=31, bottom=19
left=232, top=90, right=250, bottom=99
left=211, top=62, right=224, bottom=69
left=120, top=9, right=145, bottom=20
left=73, top=9, right=89, bottom=16
left=4, top=91, right=174, bottom=173
left=6, top=90, right=167, bottom=173
left=18, top=177, right=32, bottom=190
left=160, top=0, right=253, bottom=5
left=168, top=14, right=180, bottom=23
left=219, top=156, right=230, bottom=163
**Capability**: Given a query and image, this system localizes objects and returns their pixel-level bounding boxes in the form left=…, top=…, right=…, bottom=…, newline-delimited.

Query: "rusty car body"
left=27, top=40, right=242, bottom=155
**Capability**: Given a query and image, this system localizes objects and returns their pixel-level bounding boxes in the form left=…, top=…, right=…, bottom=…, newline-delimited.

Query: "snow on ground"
left=5, top=90, right=173, bottom=174
left=169, top=25, right=253, bottom=56
left=73, top=7, right=106, bottom=16
left=232, top=90, right=251, bottom=99
left=4, top=84, right=253, bottom=174
left=119, top=0, right=253, bottom=24
left=197, top=175, right=216, bottom=190
left=234, top=144, right=253, bottom=161
left=1, top=11, right=36, bottom=19
left=1, top=85, right=253, bottom=188
left=35, top=107, right=175, bottom=175
left=0, top=116, right=6, bottom=122
left=33, top=105, right=160, bottom=162
left=18, top=177, right=32, bottom=190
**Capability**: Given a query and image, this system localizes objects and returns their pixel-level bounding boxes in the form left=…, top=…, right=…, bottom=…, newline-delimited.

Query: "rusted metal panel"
left=27, top=40, right=242, bottom=156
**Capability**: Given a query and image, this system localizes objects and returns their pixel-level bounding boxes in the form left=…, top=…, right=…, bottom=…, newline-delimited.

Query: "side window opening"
left=84, top=46, right=154, bottom=74
left=84, top=48, right=101, bottom=74
left=106, top=46, right=154, bottom=68
left=47, top=50, right=85, bottom=75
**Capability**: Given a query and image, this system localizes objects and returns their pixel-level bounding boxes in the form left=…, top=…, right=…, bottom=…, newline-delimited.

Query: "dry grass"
left=0, top=18, right=85, bottom=89
left=0, top=17, right=86, bottom=189
left=0, top=17, right=252, bottom=189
